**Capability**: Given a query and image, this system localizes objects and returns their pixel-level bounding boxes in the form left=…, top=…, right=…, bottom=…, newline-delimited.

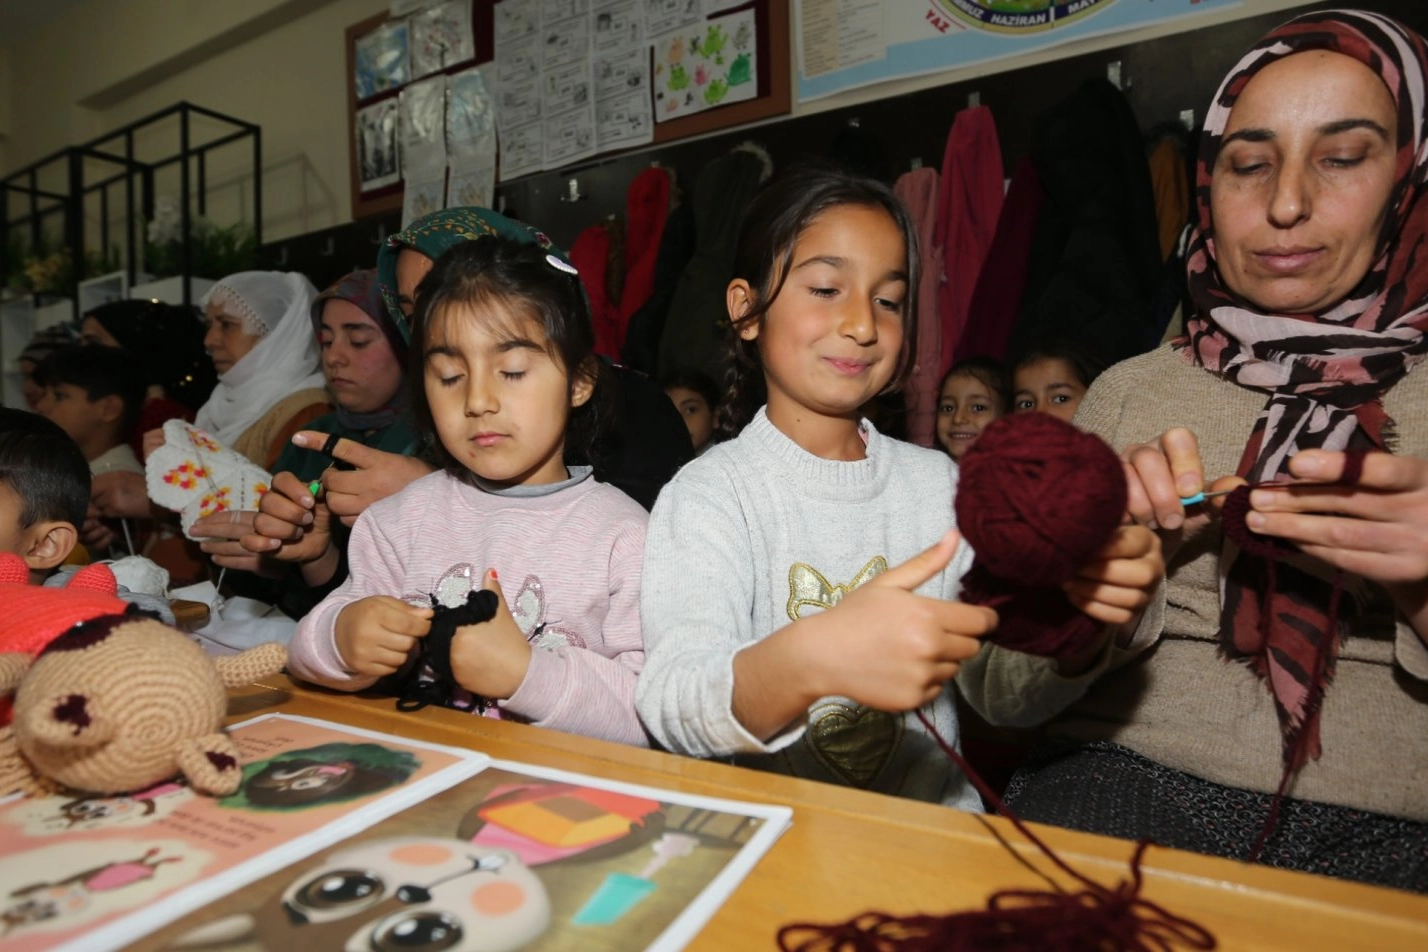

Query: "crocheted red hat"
left=0, top=553, right=126, bottom=658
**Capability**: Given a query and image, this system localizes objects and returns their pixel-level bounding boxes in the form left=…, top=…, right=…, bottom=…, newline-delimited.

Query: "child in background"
left=661, top=370, right=719, bottom=454
left=1010, top=345, right=1106, bottom=425
left=34, top=346, right=146, bottom=477
left=935, top=357, right=1010, bottom=460
left=0, top=409, right=88, bottom=583
left=636, top=165, right=1161, bottom=807
left=288, top=237, right=649, bottom=747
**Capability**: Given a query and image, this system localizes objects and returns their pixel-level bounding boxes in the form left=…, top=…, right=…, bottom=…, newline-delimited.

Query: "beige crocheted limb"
left=177, top=732, right=244, bottom=796
left=214, top=642, right=287, bottom=689
left=0, top=653, right=30, bottom=695
left=0, top=727, right=57, bottom=797
left=19, top=692, right=115, bottom=748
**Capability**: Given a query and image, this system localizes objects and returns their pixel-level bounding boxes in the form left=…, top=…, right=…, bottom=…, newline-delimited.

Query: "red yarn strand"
left=776, top=712, right=1217, bottom=952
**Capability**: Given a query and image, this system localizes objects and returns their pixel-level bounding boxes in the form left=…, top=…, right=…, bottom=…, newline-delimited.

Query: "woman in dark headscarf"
left=959, top=10, right=1428, bottom=891
left=80, top=300, right=217, bottom=439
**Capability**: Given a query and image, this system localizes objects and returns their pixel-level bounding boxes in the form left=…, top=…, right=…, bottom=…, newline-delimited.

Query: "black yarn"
left=394, top=589, right=499, bottom=712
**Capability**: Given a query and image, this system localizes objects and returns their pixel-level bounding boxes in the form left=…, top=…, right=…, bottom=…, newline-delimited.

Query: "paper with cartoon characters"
left=141, top=760, right=791, bottom=952
left=0, top=715, right=486, bottom=952
left=652, top=7, right=758, bottom=122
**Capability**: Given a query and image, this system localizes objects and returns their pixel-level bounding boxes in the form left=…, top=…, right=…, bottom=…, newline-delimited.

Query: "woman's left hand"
left=1246, top=450, right=1428, bottom=588
left=290, top=433, right=434, bottom=527
left=191, top=510, right=277, bottom=575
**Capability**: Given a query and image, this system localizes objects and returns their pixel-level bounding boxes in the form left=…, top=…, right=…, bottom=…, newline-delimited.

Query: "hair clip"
left=546, top=254, right=579, bottom=276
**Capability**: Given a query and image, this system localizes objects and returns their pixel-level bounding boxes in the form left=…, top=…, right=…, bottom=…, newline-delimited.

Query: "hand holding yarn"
left=955, top=413, right=1158, bottom=663
left=807, top=531, right=998, bottom=712
left=448, top=570, right=533, bottom=701
left=1246, top=450, right=1428, bottom=591
left=334, top=595, right=433, bottom=678
left=244, top=470, right=334, bottom=566
left=291, top=432, right=433, bottom=527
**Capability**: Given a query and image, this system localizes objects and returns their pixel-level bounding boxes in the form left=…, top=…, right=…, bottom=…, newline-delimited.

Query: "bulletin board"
left=344, top=0, right=789, bottom=221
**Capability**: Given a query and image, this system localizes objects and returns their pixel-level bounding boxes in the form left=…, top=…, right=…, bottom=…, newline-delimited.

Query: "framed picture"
left=354, top=19, right=411, bottom=101
left=355, top=98, right=402, bottom=191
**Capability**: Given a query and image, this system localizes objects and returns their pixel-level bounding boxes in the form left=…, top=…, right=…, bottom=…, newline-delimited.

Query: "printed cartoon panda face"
left=274, top=837, right=550, bottom=952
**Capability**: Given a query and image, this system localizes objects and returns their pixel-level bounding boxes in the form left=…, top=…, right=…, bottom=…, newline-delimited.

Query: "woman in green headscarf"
left=367, top=206, right=693, bottom=510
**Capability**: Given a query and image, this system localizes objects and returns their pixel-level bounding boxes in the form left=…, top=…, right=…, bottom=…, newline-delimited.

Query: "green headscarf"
left=376, top=206, right=571, bottom=344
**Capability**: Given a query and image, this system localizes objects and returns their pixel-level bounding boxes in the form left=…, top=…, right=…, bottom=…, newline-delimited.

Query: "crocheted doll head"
left=0, top=614, right=286, bottom=798
left=954, top=412, right=1128, bottom=661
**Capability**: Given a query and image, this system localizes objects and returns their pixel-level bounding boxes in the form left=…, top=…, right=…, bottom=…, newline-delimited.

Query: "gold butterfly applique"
left=786, top=557, right=888, bottom=621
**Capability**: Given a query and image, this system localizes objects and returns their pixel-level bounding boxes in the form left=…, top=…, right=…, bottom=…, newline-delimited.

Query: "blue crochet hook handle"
left=1179, top=488, right=1235, bottom=507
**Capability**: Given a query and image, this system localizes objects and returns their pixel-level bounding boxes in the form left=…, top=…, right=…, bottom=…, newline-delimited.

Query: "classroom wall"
left=0, top=0, right=1325, bottom=246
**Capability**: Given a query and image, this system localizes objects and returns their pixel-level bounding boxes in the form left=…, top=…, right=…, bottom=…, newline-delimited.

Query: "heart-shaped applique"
left=804, top=697, right=903, bottom=788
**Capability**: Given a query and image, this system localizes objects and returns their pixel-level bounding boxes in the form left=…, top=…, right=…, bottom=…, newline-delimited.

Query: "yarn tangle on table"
left=955, top=412, right=1128, bottom=662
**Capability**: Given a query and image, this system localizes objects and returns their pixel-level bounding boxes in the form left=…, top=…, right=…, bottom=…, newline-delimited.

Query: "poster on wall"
left=400, top=76, right=449, bottom=225
left=355, top=98, right=401, bottom=191
left=652, top=8, right=758, bottom=122
left=794, top=0, right=1242, bottom=103
left=354, top=19, right=412, bottom=100
left=447, top=65, right=499, bottom=209
left=410, top=0, right=476, bottom=78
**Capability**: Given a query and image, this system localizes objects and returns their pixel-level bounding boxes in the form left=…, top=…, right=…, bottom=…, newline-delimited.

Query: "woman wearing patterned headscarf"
left=187, top=271, right=331, bottom=469
left=959, top=10, right=1428, bottom=890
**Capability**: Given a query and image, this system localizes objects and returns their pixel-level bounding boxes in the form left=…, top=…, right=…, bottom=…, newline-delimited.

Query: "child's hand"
left=449, top=570, right=533, bottom=700
left=1063, top=525, right=1164, bottom=626
left=192, top=510, right=273, bottom=575
left=811, top=531, right=998, bottom=712
left=243, top=472, right=333, bottom=564
left=141, top=428, right=164, bottom=461
left=334, top=596, right=433, bottom=678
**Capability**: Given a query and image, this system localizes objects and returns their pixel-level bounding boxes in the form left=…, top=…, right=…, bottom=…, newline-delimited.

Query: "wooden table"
left=218, top=676, right=1428, bottom=951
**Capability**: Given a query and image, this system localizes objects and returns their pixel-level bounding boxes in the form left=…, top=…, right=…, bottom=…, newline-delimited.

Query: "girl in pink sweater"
left=288, top=237, right=649, bottom=746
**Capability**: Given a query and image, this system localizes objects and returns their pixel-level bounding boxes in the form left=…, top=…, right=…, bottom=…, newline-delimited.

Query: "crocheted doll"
left=0, top=562, right=287, bottom=797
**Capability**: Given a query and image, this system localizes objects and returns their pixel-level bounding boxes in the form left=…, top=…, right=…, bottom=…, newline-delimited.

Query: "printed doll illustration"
left=6, top=780, right=193, bottom=835
left=0, top=840, right=204, bottom=938
left=220, top=743, right=420, bottom=811
left=456, top=781, right=761, bottom=926
left=172, top=837, right=550, bottom=952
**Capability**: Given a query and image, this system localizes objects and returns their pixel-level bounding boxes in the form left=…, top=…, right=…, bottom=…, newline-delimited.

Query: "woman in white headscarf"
left=190, top=271, right=331, bottom=468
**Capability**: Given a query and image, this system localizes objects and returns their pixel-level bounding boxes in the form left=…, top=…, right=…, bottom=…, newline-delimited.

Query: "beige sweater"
left=958, top=346, right=1428, bottom=822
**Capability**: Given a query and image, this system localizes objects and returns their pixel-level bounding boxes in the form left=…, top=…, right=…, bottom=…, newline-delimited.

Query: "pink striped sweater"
left=288, top=468, right=649, bottom=746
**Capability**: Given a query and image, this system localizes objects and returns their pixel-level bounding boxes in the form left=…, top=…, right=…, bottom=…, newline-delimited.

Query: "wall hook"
left=319, top=237, right=335, bottom=257
left=967, top=91, right=981, bottom=108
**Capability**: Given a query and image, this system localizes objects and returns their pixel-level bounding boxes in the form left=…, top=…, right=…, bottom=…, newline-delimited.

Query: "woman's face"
left=1210, top=50, right=1399, bottom=314
left=203, top=302, right=262, bottom=375
left=319, top=299, right=404, bottom=414
left=395, top=248, right=435, bottom=318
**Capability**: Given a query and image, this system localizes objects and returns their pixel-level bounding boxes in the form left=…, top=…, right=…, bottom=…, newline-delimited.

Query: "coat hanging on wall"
left=893, top=166, right=943, bottom=448
left=658, top=142, right=773, bottom=382
left=935, top=105, right=1005, bottom=376
left=1009, top=78, right=1162, bottom=365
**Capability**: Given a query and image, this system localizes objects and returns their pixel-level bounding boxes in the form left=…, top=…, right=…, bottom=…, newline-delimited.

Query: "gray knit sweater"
left=958, top=346, right=1428, bottom=821
left=636, top=408, right=982, bottom=810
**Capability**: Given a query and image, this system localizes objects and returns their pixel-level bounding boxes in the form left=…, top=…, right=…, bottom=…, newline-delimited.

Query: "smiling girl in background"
left=286, top=238, right=648, bottom=747
left=935, top=357, right=1010, bottom=460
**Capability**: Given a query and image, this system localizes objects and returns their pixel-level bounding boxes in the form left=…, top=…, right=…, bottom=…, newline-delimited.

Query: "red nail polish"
left=490, top=568, right=498, bottom=580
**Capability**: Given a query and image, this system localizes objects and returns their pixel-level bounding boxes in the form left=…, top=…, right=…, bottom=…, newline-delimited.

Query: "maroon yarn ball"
left=956, top=413, right=1127, bottom=588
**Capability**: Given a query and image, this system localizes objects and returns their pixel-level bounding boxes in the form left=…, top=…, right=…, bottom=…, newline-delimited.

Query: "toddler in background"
left=288, top=235, right=649, bottom=747
left=935, top=357, right=1010, bottom=460
left=661, top=370, right=719, bottom=455
left=0, top=409, right=88, bottom=583
left=1011, top=344, right=1106, bottom=425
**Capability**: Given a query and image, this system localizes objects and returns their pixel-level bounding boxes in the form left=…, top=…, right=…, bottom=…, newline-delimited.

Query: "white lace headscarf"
left=194, top=271, right=327, bottom=447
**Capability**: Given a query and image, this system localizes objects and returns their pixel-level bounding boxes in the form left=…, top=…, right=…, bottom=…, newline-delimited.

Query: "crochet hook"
left=1179, top=488, right=1236, bottom=507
